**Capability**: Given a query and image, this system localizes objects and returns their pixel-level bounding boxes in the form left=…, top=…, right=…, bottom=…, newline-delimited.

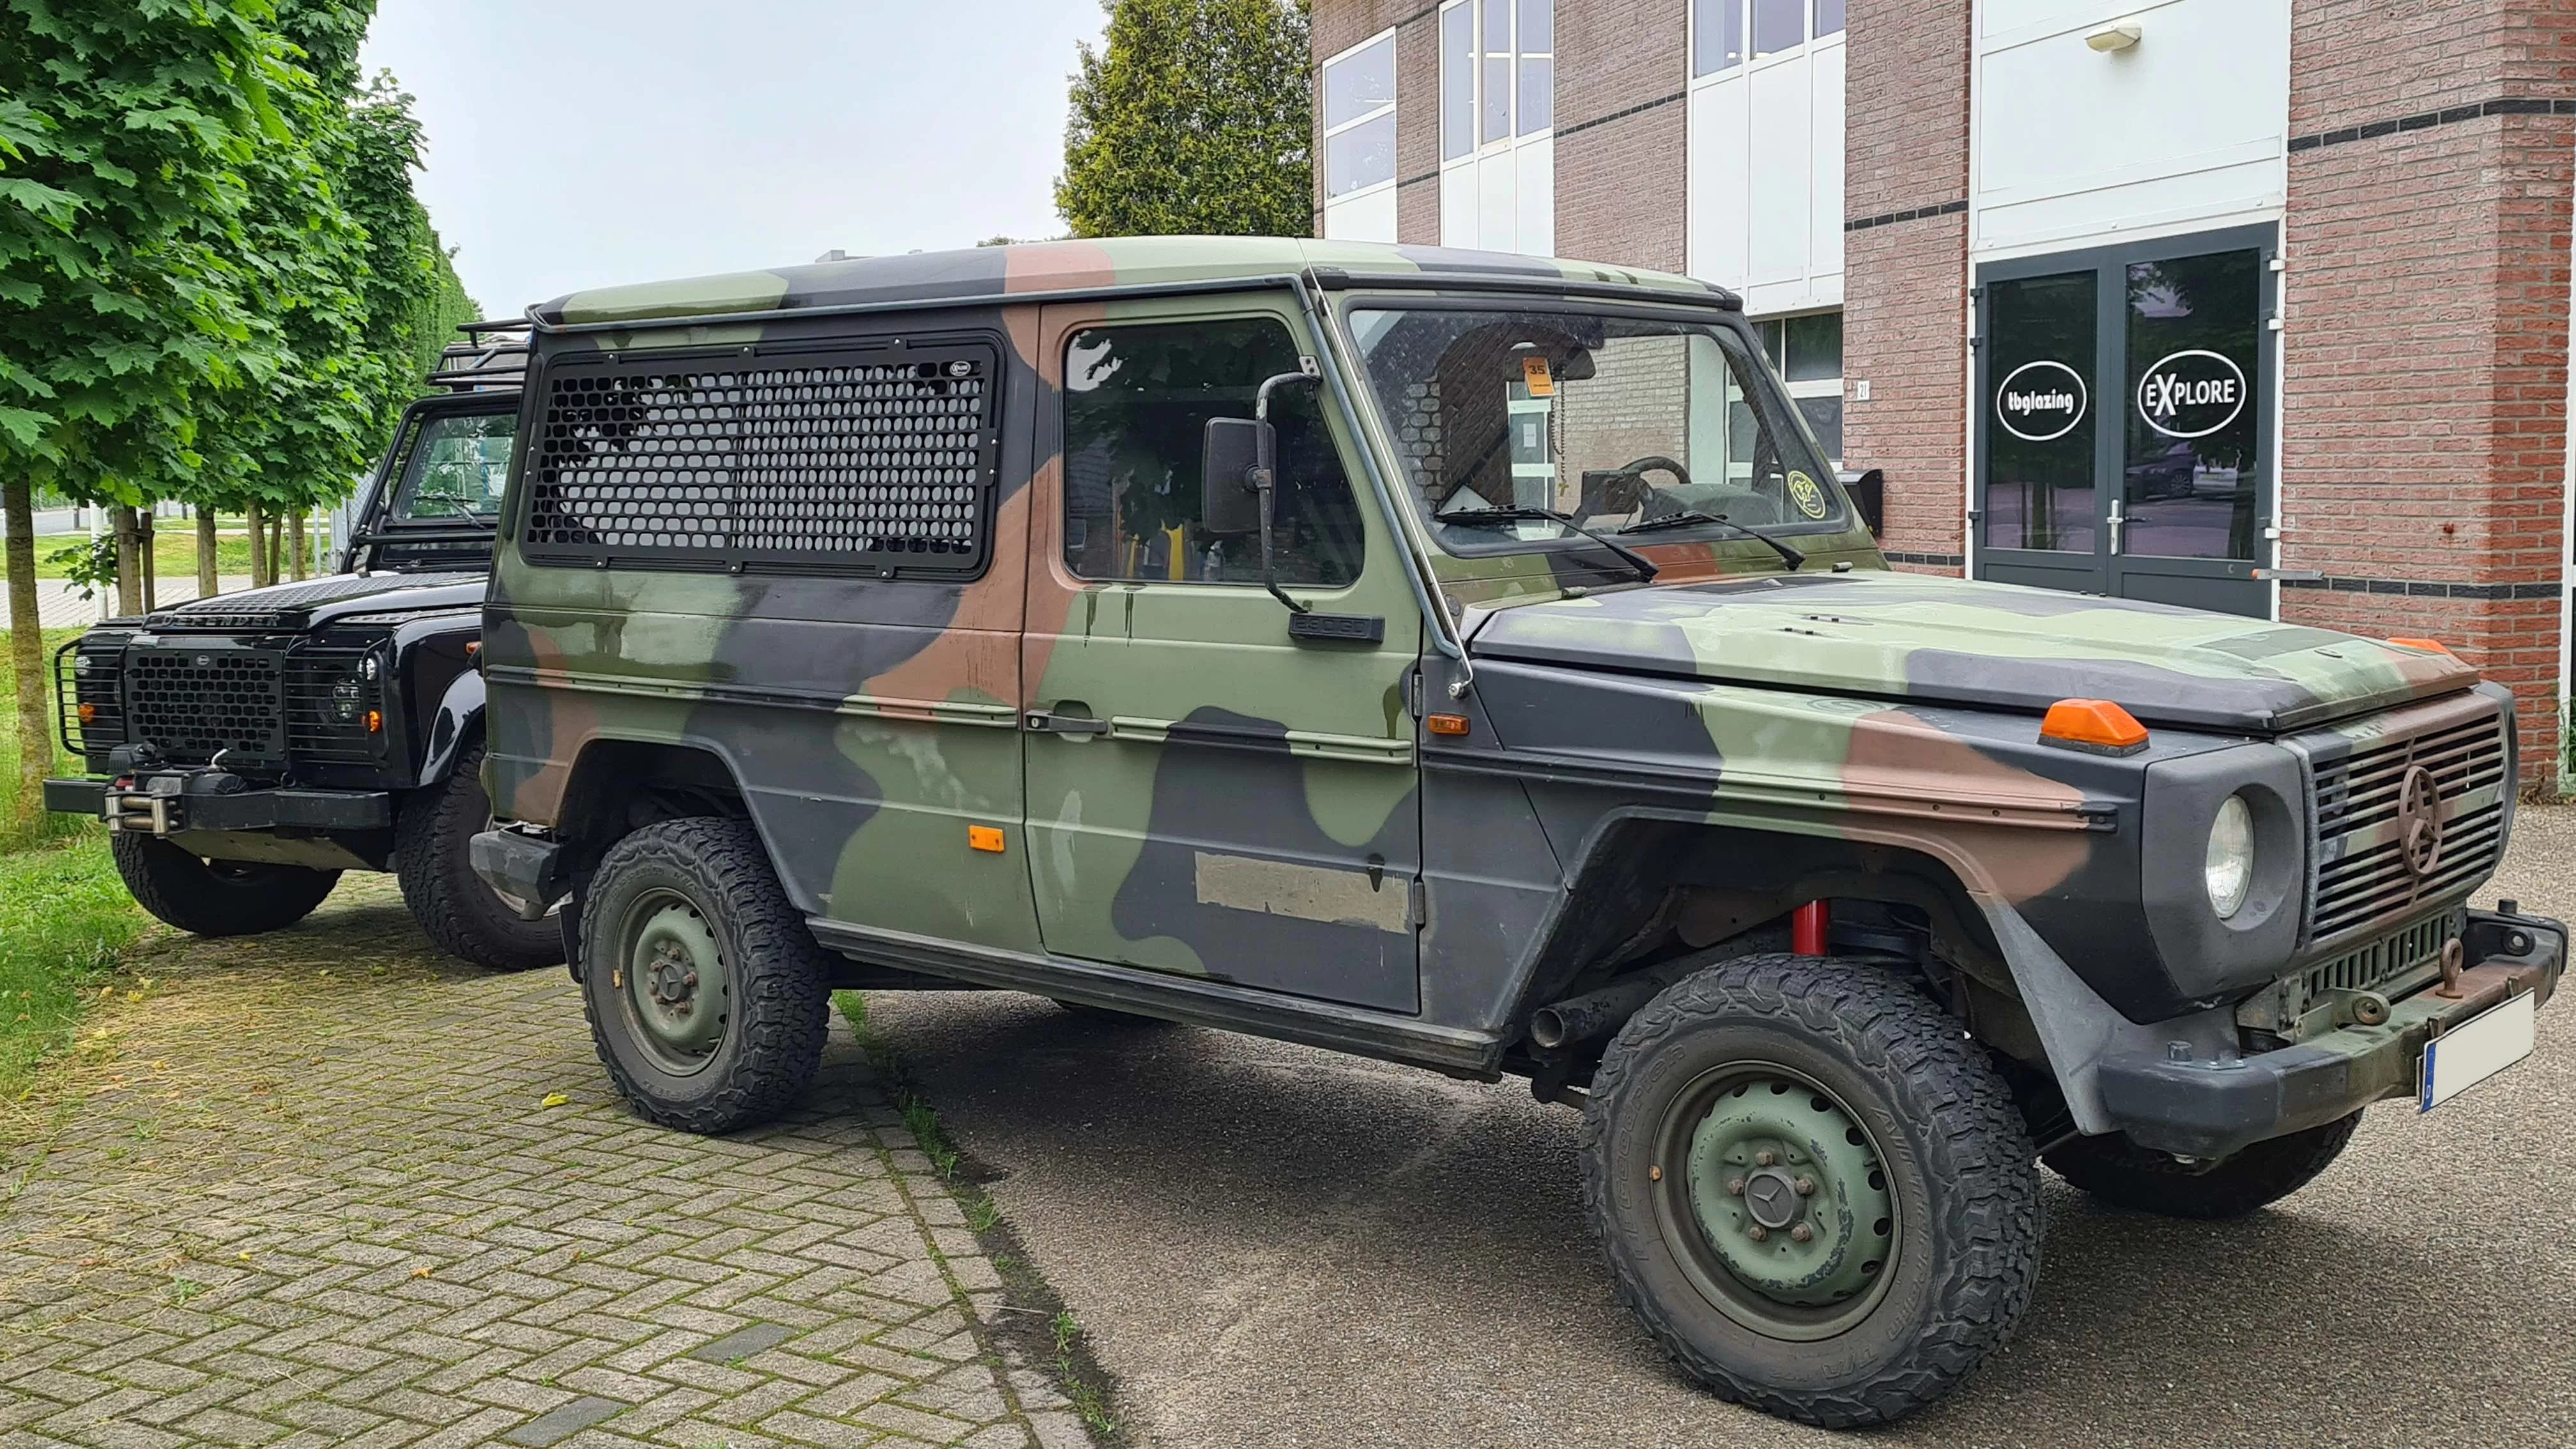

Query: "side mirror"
left=1839, top=467, right=1885, bottom=536
left=1200, top=416, right=1271, bottom=537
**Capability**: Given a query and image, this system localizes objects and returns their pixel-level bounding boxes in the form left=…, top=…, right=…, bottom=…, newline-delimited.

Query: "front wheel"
left=394, top=742, right=563, bottom=971
left=581, top=816, right=831, bottom=1135
left=2043, top=1111, right=2362, bottom=1219
left=109, top=831, right=339, bottom=937
left=1581, top=954, right=2043, bottom=1428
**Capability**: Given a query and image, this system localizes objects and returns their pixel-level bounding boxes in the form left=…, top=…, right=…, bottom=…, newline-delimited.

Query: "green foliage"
left=1058, top=0, right=1312, bottom=239
left=0, top=834, right=137, bottom=1098
left=42, top=537, right=117, bottom=601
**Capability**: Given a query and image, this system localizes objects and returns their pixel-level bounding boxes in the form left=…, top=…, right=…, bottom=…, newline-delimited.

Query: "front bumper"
left=45, top=775, right=391, bottom=834
left=2097, top=907, right=2565, bottom=1158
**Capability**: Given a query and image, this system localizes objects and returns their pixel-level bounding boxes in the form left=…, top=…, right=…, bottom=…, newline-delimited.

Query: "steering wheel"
left=1601, top=455, right=1694, bottom=517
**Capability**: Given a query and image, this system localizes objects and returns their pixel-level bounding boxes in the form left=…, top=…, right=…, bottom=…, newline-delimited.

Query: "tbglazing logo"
left=2135, top=349, right=2247, bottom=439
left=1995, top=360, right=2087, bottom=442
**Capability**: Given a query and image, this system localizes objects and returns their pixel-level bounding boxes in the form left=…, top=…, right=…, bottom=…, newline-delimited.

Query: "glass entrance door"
left=1975, top=227, right=2275, bottom=618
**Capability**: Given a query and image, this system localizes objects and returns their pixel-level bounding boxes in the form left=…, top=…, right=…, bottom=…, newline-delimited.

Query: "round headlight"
left=2205, top=793, right=2255, bottom=919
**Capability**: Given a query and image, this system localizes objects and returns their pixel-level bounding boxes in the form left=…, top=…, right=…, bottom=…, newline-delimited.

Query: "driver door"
left=1020, top=296, right=1425, bottom=1012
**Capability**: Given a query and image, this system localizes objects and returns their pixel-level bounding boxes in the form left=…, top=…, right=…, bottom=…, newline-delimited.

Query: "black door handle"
left=1024, top=709, right=1110, bottom=736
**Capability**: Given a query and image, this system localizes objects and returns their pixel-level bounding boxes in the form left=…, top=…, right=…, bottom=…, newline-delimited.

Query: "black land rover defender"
left=45, top=324, right=556, bottom=970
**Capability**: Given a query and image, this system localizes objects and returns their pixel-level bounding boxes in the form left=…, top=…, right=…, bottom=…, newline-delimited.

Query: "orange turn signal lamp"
left=2386, top=636, right=2456, bottom=657
left=77, top=703, right=97, bottom=724
left=2039, top=698, right=2147, bottom=756
left=364, top=709, right=382, bottom=734
left=967, top=824, right=1006, bottom=854
left=1426, top=714, right=1471, bottom=737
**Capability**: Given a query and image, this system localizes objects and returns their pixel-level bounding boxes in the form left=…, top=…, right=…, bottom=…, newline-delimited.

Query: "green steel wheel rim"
left=617, top=889, right=731, bottom=1076
left=1650, top=1061, right=1901, bottom=1342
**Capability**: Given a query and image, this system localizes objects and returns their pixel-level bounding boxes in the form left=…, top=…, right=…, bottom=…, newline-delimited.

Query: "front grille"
left=284, top=640, right=382, bottom=765
left=2304, top=910, right=2453, bottom=999
left=2307, top=697, right=2508, bottom=942
left=125, top=647, right=285, bottom=763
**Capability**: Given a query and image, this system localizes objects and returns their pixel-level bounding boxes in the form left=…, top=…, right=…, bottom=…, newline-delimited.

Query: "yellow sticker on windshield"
left=1786, top=470, right=1830, bottom=520
left=1521, top=356, right=1555, bottom=397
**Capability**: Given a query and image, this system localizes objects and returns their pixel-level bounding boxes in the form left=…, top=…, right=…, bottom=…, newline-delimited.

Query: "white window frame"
left=1689, top=0, right=1843, bottom=82
left=1320, top=29, right=1399, bottom=217
left=1755, top=310, right=1844, bottom=466
left=1438, top=0, right=1554, bottom=253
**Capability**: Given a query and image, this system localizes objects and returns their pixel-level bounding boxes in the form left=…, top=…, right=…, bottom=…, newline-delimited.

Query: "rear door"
left=1020, top=295, right=1425, bottom=1011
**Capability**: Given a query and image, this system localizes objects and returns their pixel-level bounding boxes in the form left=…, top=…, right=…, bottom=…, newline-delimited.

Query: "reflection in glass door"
left=1974, top=227, right=2274, bottom=618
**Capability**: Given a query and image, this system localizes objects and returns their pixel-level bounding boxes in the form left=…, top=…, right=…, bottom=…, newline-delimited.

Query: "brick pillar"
left=1552, top=0, right=1687, bottom=270
left=2279, top=0, right=2574, bottom=792
left=1840, top=0, right=1972, bottom=574
left=1311, top=0, right=1445, bottom=246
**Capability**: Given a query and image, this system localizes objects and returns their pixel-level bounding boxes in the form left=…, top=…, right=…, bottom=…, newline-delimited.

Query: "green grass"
left=32, top=530, right=261, bottom=583
left=0, top=834, right=139, bottom=1096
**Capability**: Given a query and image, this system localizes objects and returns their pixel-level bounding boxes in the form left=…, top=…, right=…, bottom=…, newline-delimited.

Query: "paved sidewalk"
left=0, top=878, right=1092, bottom=1449
left=26, top=578, right=257, bottom=629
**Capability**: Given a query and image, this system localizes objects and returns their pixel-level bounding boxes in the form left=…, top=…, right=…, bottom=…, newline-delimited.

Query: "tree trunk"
left=112, top=504, right=143, bottom=618
left=139, top=505, right=157, bottom=613
left=196, top=505, right=218, bottom=599
left=267, top=515, right=284, bottom=585
left=245, top=500, right=269, bottom=588
left=288, top=509, right=307, bottom=581
left=6, top=479, right=52, bottom=829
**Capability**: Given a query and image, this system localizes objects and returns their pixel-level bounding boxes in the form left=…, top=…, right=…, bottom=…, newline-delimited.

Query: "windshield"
left=1347, top=305, right=1846, bottom=555
left=388, top=410, right=517, bottom=523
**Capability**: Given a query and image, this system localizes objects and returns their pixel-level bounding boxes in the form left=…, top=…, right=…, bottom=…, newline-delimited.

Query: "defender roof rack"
left=427, top=319, right=530, bottom=392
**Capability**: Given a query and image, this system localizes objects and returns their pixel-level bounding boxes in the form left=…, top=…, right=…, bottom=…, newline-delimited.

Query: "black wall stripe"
left=2288, top=95, right=2576, bottom=153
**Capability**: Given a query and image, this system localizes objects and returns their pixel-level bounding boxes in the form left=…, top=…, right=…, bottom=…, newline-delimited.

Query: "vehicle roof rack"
left=427, top=318, right=530, bottom=392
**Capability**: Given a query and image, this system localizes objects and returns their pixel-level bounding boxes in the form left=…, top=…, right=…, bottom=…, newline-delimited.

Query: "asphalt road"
left=867, top=807, right=2576, bottom=1448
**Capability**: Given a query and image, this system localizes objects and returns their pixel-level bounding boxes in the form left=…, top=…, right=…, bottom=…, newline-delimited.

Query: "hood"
left=1466, top=570, right=2478, bottom=734
left=144, top=572, right=486, bottom=632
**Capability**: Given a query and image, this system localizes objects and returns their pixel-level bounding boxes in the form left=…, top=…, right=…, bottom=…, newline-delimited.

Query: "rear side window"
left=1061, top=318, right=1364, bottom=586
left=521, top=339, right=1000, bottom=579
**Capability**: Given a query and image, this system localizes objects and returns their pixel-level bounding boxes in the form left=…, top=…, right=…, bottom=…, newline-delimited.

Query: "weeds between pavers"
left=832, top=990, right=1124, bottom=1443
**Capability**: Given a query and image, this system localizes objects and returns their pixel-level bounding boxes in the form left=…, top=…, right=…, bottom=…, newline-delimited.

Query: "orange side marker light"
left=1426, top=714, right=1471, bottom=737
left=2039, top=698, right=2147, bottom=756
left=364, top=709, right=383, bottom=734
left=2386, top=636, right=2456, bottom=657
left=967, top=825, right=1006, bottom=854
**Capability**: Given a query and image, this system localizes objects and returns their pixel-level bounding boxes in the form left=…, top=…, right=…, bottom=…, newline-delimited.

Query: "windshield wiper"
left=1432, top=505, right=1659, bottom=583
left=1616, top=510, right=1805, bottom=571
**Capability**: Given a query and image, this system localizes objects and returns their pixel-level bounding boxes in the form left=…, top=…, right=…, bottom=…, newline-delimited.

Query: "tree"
left=1, top=0, right=284, bottom=825
left=1057, top=0, right=1311, bottom=239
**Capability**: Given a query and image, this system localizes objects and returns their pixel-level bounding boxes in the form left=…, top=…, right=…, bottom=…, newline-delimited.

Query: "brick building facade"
left=1311, top=0, right=2575, bottom=790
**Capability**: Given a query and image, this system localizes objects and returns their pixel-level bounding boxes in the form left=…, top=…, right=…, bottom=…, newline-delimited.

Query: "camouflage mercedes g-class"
left=47, top=326, right=559, bottom=971
left=468, top=238, right=2563, bottom=1427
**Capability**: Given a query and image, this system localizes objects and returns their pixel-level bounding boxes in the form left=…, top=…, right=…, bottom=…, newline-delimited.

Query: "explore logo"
left=1995, top=360, right=2087, bottom=442
left=2135, top=348, right=2247, bottom=438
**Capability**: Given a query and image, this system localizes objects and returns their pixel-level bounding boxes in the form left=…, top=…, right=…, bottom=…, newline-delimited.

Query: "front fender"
left=420, top=667, right=485, bottom=786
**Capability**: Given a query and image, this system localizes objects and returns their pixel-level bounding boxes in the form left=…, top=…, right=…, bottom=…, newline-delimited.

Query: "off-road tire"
left=109, top=831, right=339, bottom=937
left=2043, top=1111, right=2362, bottom=1220
left=1581, top=953, right=2042, bottom=1428
left=393, top=742, right=562, bottom=971
left=581, top=816, right=831, bottom=1135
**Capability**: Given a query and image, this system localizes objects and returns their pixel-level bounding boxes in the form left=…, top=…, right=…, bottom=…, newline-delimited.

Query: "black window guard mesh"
left=525, top=342, right=998, bottom=578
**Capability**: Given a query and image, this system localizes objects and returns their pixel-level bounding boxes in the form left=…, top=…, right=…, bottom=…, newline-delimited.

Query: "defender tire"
left=1581, top=953, right=2042, bottom=1428
left=2043, top=1110, right=2362, bottom=1220
left=109, top=831, right=339, bottom=937
left=581, top=816, right=831, bottom=1135
left=394, top=742, right=562, bottom=971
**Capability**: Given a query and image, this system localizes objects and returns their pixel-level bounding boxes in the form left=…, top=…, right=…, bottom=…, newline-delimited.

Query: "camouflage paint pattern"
left=482, top=239, right=2538, bottom=1119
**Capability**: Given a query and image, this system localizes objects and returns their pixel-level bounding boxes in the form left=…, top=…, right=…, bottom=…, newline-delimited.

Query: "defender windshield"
left=388, top=410, right=517, bottom=523
left=1347, top=305, right=1846, bottom=556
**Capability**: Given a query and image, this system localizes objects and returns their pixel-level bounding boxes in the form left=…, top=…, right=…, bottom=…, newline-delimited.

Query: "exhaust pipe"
left=1529, top=973, right=1673, bottom=1051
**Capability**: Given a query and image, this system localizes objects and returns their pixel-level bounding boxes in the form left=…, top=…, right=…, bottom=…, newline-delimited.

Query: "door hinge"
left=1411, top=878, right=1429, bottom=930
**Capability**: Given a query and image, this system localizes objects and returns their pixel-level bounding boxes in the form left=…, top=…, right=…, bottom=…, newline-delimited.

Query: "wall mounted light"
left=2085, top=19, right=2143, bottom=52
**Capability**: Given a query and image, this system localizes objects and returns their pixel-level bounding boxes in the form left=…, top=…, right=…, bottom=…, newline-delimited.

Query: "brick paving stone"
left=0, top=879, right=1089, bottom=1448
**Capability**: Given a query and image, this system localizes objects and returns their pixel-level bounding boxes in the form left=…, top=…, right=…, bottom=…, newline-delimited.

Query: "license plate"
left=2419, top=991, right=2538, bottom=1112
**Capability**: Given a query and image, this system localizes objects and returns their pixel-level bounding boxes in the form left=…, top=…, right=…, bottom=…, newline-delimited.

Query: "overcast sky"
left=357, top=1, right=1108, bottom=320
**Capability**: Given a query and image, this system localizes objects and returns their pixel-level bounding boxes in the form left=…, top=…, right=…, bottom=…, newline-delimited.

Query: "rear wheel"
left=109, top=831, right=339, bottom=937
left=1581, top=953, right=2042, bottom=1428
left=394, top=742, right=562, bottom=971
left=581, top=816, right=831, bottom=1134
left=2043, top=1112, right=2362, bottom=1219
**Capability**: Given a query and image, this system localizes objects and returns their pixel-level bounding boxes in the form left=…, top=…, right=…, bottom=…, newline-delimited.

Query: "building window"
left=1692, top=0, right=1843, bottom=77
left=1321, top=32, right=1397, bottom=241
left=1756, top=310, right=1843, bottom=463
left=1439, top=0, right=1554, bottom=254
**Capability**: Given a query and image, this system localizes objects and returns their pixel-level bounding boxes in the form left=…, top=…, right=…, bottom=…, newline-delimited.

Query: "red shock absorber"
left=1792, top=900, right=1830, bottom=956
